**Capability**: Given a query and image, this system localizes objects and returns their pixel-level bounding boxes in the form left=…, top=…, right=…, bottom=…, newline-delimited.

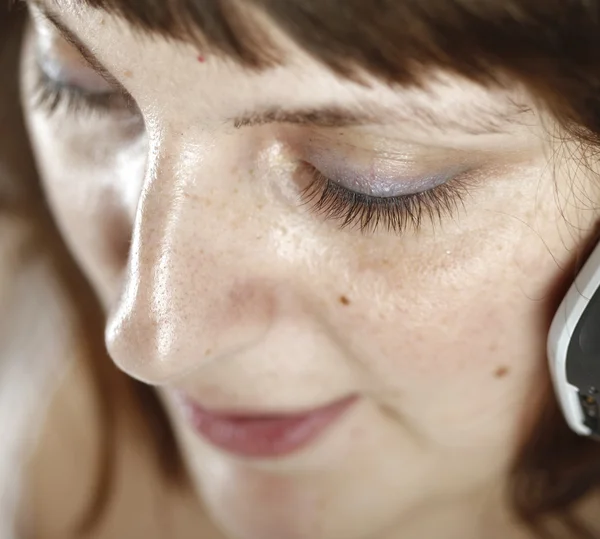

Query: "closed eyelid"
left=309, top=158, right=466, bottom=198
left=29, top=1, right=123, bottom=88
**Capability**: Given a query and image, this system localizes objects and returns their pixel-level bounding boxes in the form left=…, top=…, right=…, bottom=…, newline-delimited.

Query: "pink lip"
left=178, top=395, right=357, bottom=459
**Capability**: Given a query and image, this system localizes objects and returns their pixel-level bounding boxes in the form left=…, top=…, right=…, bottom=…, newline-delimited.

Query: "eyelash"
left=300, top=163, right=470, bottom=235
left=31, top=65, right=134, bottom=117
left=31, top=65, right=469, bottom=236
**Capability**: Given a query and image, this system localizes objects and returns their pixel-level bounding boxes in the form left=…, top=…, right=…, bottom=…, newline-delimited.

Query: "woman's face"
left=21, top=3, right=597, bottom=539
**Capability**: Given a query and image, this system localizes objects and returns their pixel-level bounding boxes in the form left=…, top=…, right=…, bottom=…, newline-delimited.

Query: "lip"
left=177, top=395, right=358, bottom=459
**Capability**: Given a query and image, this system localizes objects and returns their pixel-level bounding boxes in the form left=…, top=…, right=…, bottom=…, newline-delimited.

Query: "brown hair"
left=6, top=0, right=600, bottom=538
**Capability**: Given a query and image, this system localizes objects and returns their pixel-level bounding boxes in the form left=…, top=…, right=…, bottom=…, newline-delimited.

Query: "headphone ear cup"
left=548, top=240, right=600, bottom=439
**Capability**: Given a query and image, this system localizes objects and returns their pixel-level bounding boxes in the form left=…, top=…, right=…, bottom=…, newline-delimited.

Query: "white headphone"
left=548, top=242, right=600, bottom=438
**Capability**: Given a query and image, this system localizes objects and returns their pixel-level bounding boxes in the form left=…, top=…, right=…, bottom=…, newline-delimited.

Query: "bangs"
left=76, top=0, right=600, bottom=88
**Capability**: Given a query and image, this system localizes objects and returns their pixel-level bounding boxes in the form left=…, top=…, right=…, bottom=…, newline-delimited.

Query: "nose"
left=106, top=130, right=279, bottom=384
left=105, top=130, right=356, bottom=405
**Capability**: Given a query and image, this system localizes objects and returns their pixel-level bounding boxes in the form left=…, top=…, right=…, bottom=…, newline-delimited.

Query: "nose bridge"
left=106, top=130, right=276, bottom=383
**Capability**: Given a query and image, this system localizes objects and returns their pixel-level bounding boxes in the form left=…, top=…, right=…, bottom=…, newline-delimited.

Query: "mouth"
left=176, top=394, right=358, bottom=459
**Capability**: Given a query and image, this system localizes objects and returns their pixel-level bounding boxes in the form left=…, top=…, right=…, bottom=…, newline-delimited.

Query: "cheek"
left=339, top=196, right=573, bottom=445
left=26, top=111, right=144, bottom=304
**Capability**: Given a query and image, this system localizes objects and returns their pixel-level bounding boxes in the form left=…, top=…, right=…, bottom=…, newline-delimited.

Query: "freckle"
left=339, top=295, right=351, bottom=306
left=205, top=348, right=212, bottom=356
left=494, top=366, right=509, bottom=379
left=123, top=70, right=133, bottom=78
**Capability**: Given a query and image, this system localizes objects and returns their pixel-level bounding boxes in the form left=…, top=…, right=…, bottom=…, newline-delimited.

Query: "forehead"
left=36, top=0, right=538, bottom=147
left=43, top=0, right=520, bottom=87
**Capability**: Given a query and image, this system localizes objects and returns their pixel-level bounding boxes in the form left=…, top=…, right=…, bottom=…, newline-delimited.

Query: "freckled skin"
left=20, top=5, right=600, bottom=539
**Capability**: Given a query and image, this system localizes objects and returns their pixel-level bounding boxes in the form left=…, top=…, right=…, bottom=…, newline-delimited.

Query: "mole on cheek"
left=494, top=366, right=509, bottom=379
left=339, top=296, right=351, bottom=306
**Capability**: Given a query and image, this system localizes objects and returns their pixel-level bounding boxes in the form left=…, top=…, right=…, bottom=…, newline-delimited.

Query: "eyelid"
left=32, top=56, right=140, bottom=119
left=29, top=16, right=139, bottom=117
left=314, top=158, right=461, bottom=197
left=30, top=4, right=123, bottom=90
left=36, top=50, right=115, bottom=94
left=303, top=144, right=470, bottom=197
left=299, top=162, right=471, bottom=235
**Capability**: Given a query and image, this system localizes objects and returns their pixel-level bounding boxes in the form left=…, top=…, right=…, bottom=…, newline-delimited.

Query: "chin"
left=201, top=465, right=323, bottom=539
left=196, top=460, right=393, bottom=539
left=171, top=410, right=422, bottom=539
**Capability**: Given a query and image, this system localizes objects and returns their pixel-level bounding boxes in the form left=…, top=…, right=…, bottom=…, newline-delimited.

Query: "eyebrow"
left=233, top=103, right=530, bottom=135
left=31, top=0, right=530, bottom=136
left=233, top=107, right=372, bottom=129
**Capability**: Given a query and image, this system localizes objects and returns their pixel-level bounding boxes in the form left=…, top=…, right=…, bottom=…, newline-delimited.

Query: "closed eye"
left=299, top=162, right=471, bottom=235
